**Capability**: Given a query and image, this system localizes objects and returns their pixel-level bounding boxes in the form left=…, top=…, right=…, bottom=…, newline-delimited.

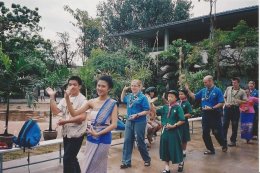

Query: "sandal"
left=178, top=162, right=184, bottom=172
left=204, top=150, right=215, bottom=155
left=162, top=169, right=170, bottom=173
left=144, top=161, right=151, bottom=167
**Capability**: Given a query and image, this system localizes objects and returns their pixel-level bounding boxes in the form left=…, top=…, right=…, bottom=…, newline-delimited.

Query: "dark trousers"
left=252, top=106, right=258, bottom=136
left=202, top=110, right=225, bottom=152
left=63, top=136, right=84, bottom=173
left=223, top=106, right=240, bottom=143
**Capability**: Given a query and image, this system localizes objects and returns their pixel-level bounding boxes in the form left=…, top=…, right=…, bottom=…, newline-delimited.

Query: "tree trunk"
left=209, top=0, right=214, bottom=40
left=4, top=94, right=10, bottom=135
left=216, top=48, right=221, bottom=81
left=48, top=105, right=53, bottom=131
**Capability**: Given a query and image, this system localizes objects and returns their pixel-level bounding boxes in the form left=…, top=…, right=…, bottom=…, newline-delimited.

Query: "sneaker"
left=144, top=161, right=151, bottom=167
left=204, top=150, right=215, bottom=155
left=252, top=136, right=258, bottom=140
left=228, top=142, right=236, bottom=147
left=178, top=162, right=184, bottom=172
left=162, top=170, right=170, bottom=173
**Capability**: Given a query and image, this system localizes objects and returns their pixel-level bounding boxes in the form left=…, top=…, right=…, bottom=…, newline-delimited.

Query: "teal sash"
left=87, top=98, right=116, bottom=144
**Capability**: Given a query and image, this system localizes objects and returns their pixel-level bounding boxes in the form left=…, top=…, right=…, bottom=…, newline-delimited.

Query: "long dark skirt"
left=240, top=112, right=255, bottom=140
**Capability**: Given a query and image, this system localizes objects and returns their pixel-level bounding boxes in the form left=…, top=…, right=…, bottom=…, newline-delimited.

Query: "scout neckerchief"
left=167, top=102, right=178, bottom=118
left=250, top=89, right=257, bottom=97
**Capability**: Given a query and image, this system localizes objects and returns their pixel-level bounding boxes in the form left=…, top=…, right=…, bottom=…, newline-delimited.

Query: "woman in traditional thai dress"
left=120, top=79, right=151, bottom=169
left=65, top=75, right=118, bottom=173
left=156, top=90, right=185, bottom=173
left=178, top=88, right=192, bottom=157
left=239, top=88, right=258, bottom=143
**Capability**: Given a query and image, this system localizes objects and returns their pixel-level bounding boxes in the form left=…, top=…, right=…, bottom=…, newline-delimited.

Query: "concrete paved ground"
left=2, top=122, right=259, bottom=173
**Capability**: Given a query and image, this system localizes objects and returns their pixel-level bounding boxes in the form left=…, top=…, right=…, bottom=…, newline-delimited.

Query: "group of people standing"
left=45, top=74, right=257, bottom=173
left=223, top=78, right=258, bottom=145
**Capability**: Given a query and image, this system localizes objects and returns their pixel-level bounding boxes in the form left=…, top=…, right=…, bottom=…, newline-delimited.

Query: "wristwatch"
left=136, top=113, right=140, bottom=118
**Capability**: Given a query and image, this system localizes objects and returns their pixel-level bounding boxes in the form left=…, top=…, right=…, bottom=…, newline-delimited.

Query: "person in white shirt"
left=46, top=76, right=87, bottom=173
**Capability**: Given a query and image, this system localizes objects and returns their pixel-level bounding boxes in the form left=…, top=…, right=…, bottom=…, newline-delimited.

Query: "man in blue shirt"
left=248, top=81, right=259, bottom=139
left=186, top=75, right=227, bottom=154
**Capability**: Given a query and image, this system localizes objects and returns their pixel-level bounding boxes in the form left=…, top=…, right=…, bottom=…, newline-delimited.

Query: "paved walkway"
left=2, top=124, right=259, bottom=173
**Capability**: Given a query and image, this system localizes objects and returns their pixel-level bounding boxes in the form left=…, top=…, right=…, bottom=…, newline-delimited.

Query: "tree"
left=173, top=0, right=194, bottom=21
left=98, top=0, right=192, bottom=33
left=198, top=0, right=217, bottom=39
left=97, top=0, right=192, bottom=51
left=64, top=5, right=104, bottom=63
left=0, top=45, right=39, bottom=135
left=0, top=2, right=41, bottom=42
left=53, top=32, right=77, bottom=67
left=199, top=20, right=258, bottom=79
left=0, top=2, right=55, bottom=77
left=155, top=39, right=193, bottom=90
left=79, top=47, right=152, bottom=100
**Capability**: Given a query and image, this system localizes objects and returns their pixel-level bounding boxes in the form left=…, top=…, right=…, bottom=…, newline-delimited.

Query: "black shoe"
left=120, top=164, right=131, bottom=169
left=162, top=169, right=170, bottom=173
left=204, top=150, right=215, bottom=155
left=178, top=162, right=184, bottom=172
left=228, top=142, right=236, bottom=147
left=183, top=153, right=186, bottom=157
left=222, top=145, right=228, bottom=152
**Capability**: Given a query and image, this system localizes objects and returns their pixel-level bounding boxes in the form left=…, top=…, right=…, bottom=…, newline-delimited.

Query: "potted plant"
left=42, top=67, right=69, bottom=140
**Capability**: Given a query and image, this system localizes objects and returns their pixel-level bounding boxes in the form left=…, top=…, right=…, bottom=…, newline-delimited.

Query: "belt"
left=230, top=105, right=239, bottom=108
left=228, top=105, right=239, bottom=108
left=93, top=125, right=109, bottom=129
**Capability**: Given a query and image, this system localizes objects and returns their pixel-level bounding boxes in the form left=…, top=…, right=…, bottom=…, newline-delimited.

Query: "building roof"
left=111, top=5, right=258, bottom=42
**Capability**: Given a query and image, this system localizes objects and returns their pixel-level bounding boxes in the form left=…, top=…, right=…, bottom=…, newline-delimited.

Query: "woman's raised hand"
left=123, top=86, right=129, bottom=91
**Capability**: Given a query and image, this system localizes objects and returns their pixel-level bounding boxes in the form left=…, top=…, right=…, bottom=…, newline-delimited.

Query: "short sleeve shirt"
left=57, top=93, right=87, bottom=138
left=123, top=92, right=150, bottom=122
left=195, top=86, right=224, bottom=108
left=179, top=100, right=192, bottom=115
left=156, top=105, right=185, bottom=126
left=224, top=86, right=247, bottom=106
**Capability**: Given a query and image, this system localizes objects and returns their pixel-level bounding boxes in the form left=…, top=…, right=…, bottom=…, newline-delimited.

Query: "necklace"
left=231, top=87, right=240, bottom=98
left=129, top=94, right=138, bottom=108
left=203, top=86, right=215, bottom=101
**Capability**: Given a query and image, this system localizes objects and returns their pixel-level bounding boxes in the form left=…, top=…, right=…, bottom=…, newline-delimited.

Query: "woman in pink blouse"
left=239, top=88, right=259, bottom=143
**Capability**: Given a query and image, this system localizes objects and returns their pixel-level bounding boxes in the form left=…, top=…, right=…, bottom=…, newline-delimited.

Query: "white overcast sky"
left=4, top=0, right=258, bottom=42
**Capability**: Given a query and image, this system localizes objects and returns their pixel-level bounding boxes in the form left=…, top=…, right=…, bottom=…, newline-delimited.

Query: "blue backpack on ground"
left=13, top=119, right=41, bottom=149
